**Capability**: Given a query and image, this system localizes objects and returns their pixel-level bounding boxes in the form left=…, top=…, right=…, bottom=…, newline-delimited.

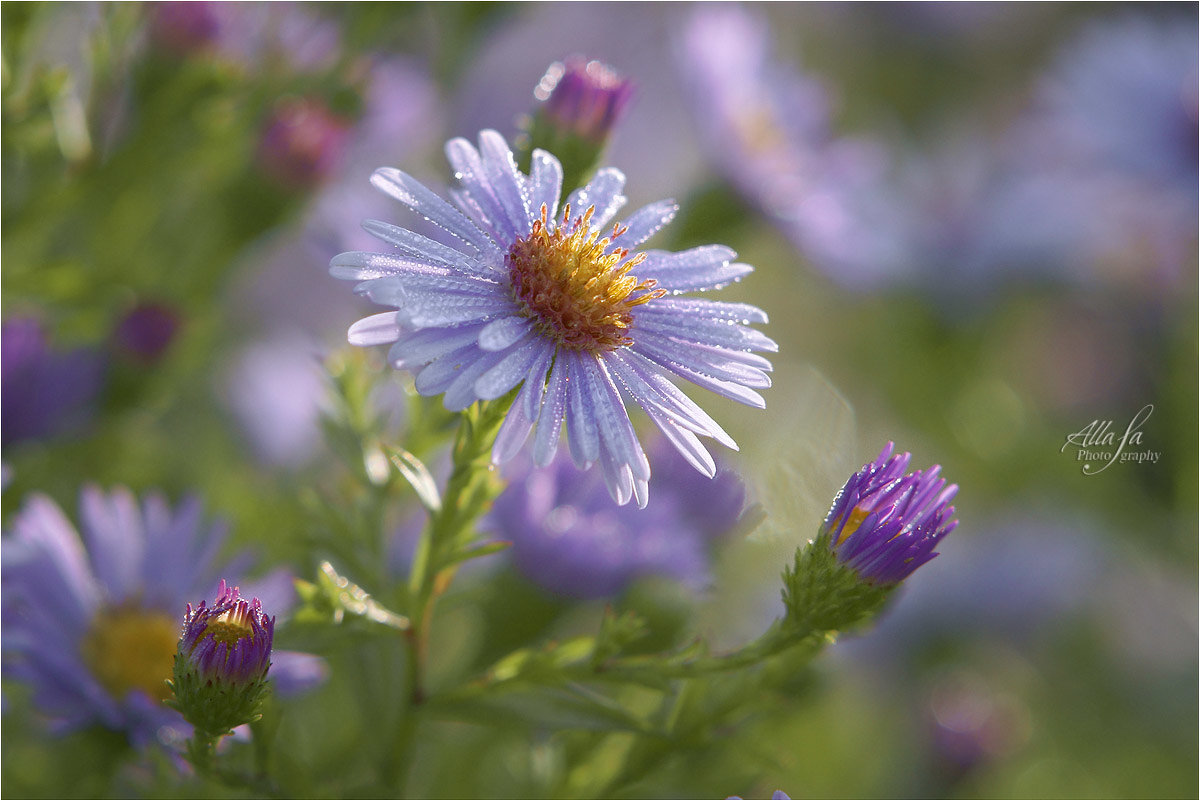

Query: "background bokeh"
left=3, top=2, right=1196, bottom=798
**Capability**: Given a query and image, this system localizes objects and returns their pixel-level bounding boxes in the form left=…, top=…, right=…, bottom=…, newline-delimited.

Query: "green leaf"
left=292, top=562, right=409, bottom=631
left=386, top=445, right=441, bottom=511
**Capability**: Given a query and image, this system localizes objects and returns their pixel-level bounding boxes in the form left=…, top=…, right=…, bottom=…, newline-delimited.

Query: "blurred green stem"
left=390, top=394, right=514, bottom=792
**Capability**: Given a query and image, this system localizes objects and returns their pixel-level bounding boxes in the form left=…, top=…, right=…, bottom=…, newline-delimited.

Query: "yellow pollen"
left=834, top=506, right=872, bottom=547
left=205, top=611, right=253, bottom=648
left=507, top=203, right=666, bottom=352
left=81, top=607, right=179, bottom=704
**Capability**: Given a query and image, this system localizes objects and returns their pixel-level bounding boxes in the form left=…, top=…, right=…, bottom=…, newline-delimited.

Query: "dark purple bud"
left=114, top=302, right=180, bottom=364
left=535, top=57, right=635, bottom=143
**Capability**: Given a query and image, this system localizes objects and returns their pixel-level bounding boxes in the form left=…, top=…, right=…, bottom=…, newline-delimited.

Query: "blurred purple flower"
left=926, top=671, right=1029, bottom=774
left=258, top=96, right=352, bottom=190
left=153, top=2, right=340, bottom=73
left=113, top=302, right=180, bottom=365
left=223, top=334, right=328, bottom=469
left=2, top=317, right=106, bottom=446
left=677, top=6, right=902, bottom=289
left=1028, top=13, right=1198, bottom=288
left=1039, top=14, right=1198, bottom=196
left=147, top=2, right=222, bottom=55
left=487, top=439, right=746, bottom=599
left=1, top=487, right=322, bottom=746
left=1, top=487, right=246, bottom=745
left=823, top=443, right=958, bottom=585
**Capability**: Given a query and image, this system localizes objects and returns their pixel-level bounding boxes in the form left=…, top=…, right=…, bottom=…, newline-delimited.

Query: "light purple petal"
left=473, top=336, right=545, bottom=401
left=565, top=168, right=627, bottom=229
left=478, top=129, right=534, bottom=236
left=614, top=200, right=678, bottom=249
left=348, top=312, right=403, bottom=346
left=445, top=136, right=519, bottom=244
left=638, top=245, right=754, bottom=293
left=478, top=315, right=534, bottom=352
left=388, top=323, right=487, bottom=369
left=532, top=356, right=569, bottom=467
left=564, top=349, right=600, bottom=468
left=528, top=149, right=564, bottom=222
left=414, top=343, right=483, bottom=396
left=370, top=167, right=500, bottom=257
left=605, top=350, right=738, bottom=449
left=580, top=354, right=650, bottom=482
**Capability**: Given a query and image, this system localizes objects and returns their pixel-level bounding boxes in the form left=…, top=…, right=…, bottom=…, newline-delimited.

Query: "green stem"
left=392, top=394, right=515, bottom=793
left=185, top=729, right=219, bottom=780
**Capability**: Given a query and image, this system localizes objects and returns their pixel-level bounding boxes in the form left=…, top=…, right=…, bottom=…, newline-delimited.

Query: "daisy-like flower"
left=823, top=443, right=958, bottom=585
left=332, top=130, right=775, bottom=507
left=1, top=486, right=318, bottom=746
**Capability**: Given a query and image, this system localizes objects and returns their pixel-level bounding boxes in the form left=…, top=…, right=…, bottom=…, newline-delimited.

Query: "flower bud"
left=822, top=442, right=958, bottom=586
left=168, top=580, right=274, bottom=736
left=783, top=444, right=957, bottom=632
left=522, top=57, right=635, bottom=192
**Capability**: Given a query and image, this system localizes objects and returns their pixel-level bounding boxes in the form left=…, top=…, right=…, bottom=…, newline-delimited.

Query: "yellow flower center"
left=205, top=610, right=254, bottom=648
left=834, top=506, right=872, bottom=547
left=507, top=204, right=664, bottom=352
left=81, top=607, right=179, bottom=704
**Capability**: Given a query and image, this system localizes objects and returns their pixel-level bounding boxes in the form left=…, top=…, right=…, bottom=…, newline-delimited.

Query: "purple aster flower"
left=2, top=317, right=106, bottom=446
left=535, top=56, right=636, bottom=144
left=0, top=486, right=308, bottom=746
left=823, top=444, right=958, bottom=585
left=488, top=437, right=745, bottom=599
left=332, top=130, right=775, bottom=507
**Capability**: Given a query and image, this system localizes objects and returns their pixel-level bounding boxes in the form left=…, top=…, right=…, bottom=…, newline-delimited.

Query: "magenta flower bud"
left=823, top=443, right=958, bottom=585
left=536, top=57, right=635, bottom=144
left=170, top=581, right=274, bottom=735
left=258, top=97, right=350, bottom=190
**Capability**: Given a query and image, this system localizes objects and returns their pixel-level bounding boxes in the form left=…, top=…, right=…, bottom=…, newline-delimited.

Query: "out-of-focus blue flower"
left=1039, top=14, right=1197, bottom=197
left=0, top=487, right=319, bottom=746
left=535, top=56, right=636, bottom=144
left=823, top=444, right=957, bottom=585
left=728, top=791, right=791, bottom=800
left=1029, top=13, right=1198, bottom=288
left=2, top=317, right=106, bottom=446
left=677, top=5, right=902, bottom=290
left=488, top=439, right=745, bottom=599
left=223, top=334, right=328, bottom=468
left=331, top=130, right=774, bottom=507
